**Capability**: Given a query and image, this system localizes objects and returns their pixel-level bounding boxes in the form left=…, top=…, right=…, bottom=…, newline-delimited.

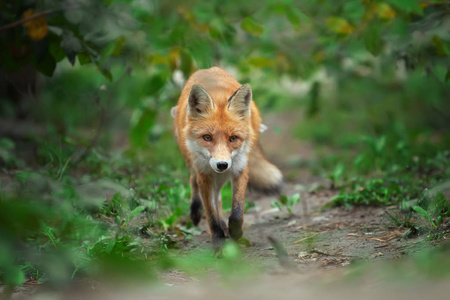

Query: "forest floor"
left=9, top=112, right=450, bottom=299
left=181, top=112, right=419, bottom=269
left=159, top=112, right=443, bottom=283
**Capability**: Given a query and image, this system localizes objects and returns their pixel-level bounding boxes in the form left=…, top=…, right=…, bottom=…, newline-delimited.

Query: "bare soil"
left=172, top=111, right=428, bottom=279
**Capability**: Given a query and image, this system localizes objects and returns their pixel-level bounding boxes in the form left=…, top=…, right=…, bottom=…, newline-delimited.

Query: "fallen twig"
left=267, top=235, right=297, bottom=271
left=347, top=231, right=405, bottom=243
left=312, top=248, right=331, bottom=256
left=290, top=230, right=331, bottom=245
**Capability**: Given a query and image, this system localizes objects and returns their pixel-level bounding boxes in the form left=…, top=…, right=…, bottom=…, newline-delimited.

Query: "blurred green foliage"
left=1, top=0, right=450, bottom=293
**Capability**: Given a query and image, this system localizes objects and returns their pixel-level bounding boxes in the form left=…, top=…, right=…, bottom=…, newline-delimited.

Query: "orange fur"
left=174, top=67, right=261, bottom=166
left=173, top=67, right=282, bottom=250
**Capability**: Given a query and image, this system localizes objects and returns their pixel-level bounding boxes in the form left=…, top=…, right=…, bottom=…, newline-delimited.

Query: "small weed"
left=0, top=138, right=24, bottom=168
left=332, top=178, right=403, bottom=208
left=384, top=210, right=415, bottom=229
left=327, top=163, right=345, bottom=188
left=22, top=264, right=43, bottom=281
left=413, top=193, right=449, bottom=230
left=271, top=193, right=301, bottom=215
left=354, top=135, right=387, bottom=172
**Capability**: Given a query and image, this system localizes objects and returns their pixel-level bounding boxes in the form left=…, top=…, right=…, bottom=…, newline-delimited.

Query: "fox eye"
left=203, top=134, right=213, bottom=141
left=229, top=135, right=238, bottom=143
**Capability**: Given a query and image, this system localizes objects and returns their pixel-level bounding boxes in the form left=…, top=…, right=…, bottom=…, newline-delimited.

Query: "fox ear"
left=187, top=84, right=214, bottom=118
left=228, top=84, right=252, bottom=119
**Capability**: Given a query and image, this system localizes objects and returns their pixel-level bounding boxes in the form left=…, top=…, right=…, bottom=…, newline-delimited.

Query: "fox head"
left=184, top=84, right=253, bottom=175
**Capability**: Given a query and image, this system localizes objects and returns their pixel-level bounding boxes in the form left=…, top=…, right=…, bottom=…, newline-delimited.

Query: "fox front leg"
left=196, top=173, right=228, bottom=250
left=189, top=172, right=203, bottom=225
left=229, top=167, right=249, bottom=241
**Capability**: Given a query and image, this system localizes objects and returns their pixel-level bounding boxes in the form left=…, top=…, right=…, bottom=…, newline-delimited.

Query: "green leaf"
left=326, top=17, right=354, bottom=34
left=248, top=57, right=274, bottom=68
left=4, top=267, right=25, bottom=286
left=363, top=136, right=375, bottom=152
left=412, top=206, right=429, bottom=221
left=364, top=25, right=383, bottom=56
left=271, top=201, right=282, bottom=210
left=146, top=74, right=167, bottom=96
left=241, top=17, right=264, bottom=36
left=306, top=81, right=320, bottom=116
left=40, top=222, right=58, bottom=248
left=272, top=3, right=286, bottom=15
left=129, top=205, right=146, bottom=220
left=288, top=193, right=301, bottom=206
left=343, top=1, right=365, bottom=22
left=222, top=241, right=241, bottom=259
left=388, top=0, right=422, bottom=14
left=130, top=108, right=157, bottom=148
left=165, top=215, right=175, bottom=226
left=332, top=163, right=345, bottom=181
left=376, top=135, right=386, bottom=153
left=95, top=62, right=113, bottom=81
left=34, top=52, right=56, bottom=77
left=0, top=137, right=15, bottom=150
left=78, top=51, right=92, bottom=65
left=180, top=50, right=194, bottom=79
left=237, top=237, right=252, bottom=247
left=285, top=8, right=301, bottom=30
left=431, top=35, right=449, bottom=57
left=61, top=34, right=82, bottom=66
left=112, top=35, right=126, bottom=56
left=376, top=3, right=396, bottom=19
left=101, top=36, right=127, bottom=59
left=445, top=70, right=450, bottom=82
left=280, top=195, right=288, bottom=205
left=49, top=40, right=65, bottom=63
left=104, top=239, right=116, bottom=254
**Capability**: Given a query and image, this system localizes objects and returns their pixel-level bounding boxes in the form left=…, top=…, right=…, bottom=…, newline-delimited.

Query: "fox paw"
left=228, top=219, right=243, bottom=241
left=212, top=233, right=228, bottom=254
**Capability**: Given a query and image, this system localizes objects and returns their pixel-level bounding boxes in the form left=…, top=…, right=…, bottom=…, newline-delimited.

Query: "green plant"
left=354, top=135, right=387, bottom=172
left=0, top=138, right=24, bottom=168
left=331, top=149, right=450, bottom=208
left=332, top=178, right=402, bottom=208
left=327, top=163, right=345, bottom=188
left=413, top=193, right=449, bottom=230
left=271, top=193, right=300, bottom=215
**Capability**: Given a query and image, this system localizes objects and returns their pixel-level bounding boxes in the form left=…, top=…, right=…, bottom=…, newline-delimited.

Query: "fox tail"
left=247, top=142, right=284, bottom=195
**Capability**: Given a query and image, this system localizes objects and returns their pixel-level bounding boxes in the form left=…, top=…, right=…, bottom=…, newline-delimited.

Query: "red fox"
left=172, top=67, right=283, bottom=250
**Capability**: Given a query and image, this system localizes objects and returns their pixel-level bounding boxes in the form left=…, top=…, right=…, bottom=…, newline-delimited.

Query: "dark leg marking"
left=228, top=205, right=243, bottom=241
left=210, top=218, right=228, bottom=252
left=190, top=198, right=203, bottom=225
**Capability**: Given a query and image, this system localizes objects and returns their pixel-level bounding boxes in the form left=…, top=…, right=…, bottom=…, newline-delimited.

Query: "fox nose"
left=217, top=161, right=228, bottom=171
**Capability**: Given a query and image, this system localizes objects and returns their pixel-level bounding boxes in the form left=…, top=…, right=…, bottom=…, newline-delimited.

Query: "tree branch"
left=0, top=8, right=62, bottom=32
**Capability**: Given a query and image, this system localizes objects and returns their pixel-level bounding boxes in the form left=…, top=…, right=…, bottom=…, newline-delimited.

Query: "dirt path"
left=160, top=112, right=428, bottom=284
